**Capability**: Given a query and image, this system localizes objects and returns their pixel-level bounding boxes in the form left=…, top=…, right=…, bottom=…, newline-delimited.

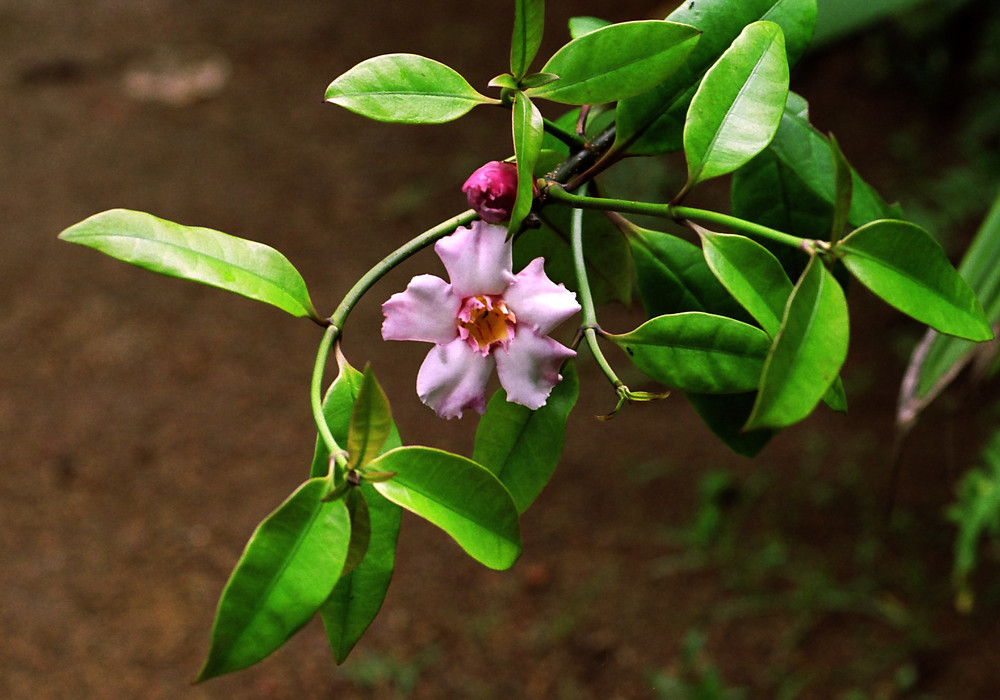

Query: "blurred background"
left=2, top=0, right=999, bottom=696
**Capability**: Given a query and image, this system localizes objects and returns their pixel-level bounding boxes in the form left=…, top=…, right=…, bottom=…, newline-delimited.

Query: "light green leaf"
left=324, top=53, right=495, bottom=124
left=898, top=190, right=1000, bottom=427
left=607, top=312, right=770, bottom=393
left=696, top=226, right=792, bottom=337
left=473, top=362, right=578, bottom=512
left=568, top=16, right=611, bottom=38
left=510, top=91, right=544, bottom=235
left=838, top=220, right=993, bottom=341
left=321, top=482, right=400, bottom=663
left=368, top=447, right=522, bottom=570
left=683, top=21, right=789, bottom=188
left=746, top=256, right=849, bottom=430
left=617, top=0, right=816, bottom=155
left=59, top=209, right=319, bottom=320
left=511, top=0, right=545, bottom=79
left=527, top=21, right=701, bottom=105
left=347, top=366, right=393, bottom=470
left=197, top=479, right=351, bottom=681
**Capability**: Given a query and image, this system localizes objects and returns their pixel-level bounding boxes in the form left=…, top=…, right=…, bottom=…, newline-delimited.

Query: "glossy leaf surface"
left=746, top=256, right=848, bottom=430
left=683, top=21, right=789, bottom=188
left=473, top=362, right=578, bottom=512
left=369, top=447, right=522, bottom=570
left=325, top=54, right=494, bottom=124
left=511, top=0, right=544, bottom=79
left=608, top=312, right=770, bottom=393
left=617, top=0, right=816, bottom=155
left=198, top=480, right=350, bottom=681
left=838, top=220, right=993, bottom=341
left=568, top=16, right=611, bottom=38
left=59, top=209, right=318, bottom=320
left=527, top=21, right=700, bottom=105
left=510, top=91, right=544, bottom=235
left=898, top=190, right=1000, bottom=427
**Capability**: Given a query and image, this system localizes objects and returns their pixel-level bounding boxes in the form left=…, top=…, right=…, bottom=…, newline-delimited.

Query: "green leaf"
left=683, top=21, right=789, bottom=189
left=732, top=92, right=901, bottom=242
left=687, top=393, right=773, bottom=457
left=197, top=480, right=351, bottom=681
left=829, top=133, right=852, bottom=245
left=368, top=447, right=522, bottom=570
left=568, top=16, right=611, bottom=38
left=473, top=362, right=578, bottom=512
left=746, top=256, right=849, bottom=430
left=58, top=209, right=318, bottom=320
left=340, top=488, right=371, bottom=578
left=324, top=54, right=495, bottom=124
left=607, top=312, right=770, bottom=393
left=696, top=226, right=792, bottom=337
left=526, top=21, right=701, bottom=105
left=616, top=0, right=816, bottom=155
left=510, top=91, right=544, bottom=235
left=511, top=0, right=545, bottom=79
left=321, top=482, right=401, bottom=663
left=520, top=206, right=632, bottom=306
left=347, top=366, right=393, bottom=470
left=838, top=220, right=993, bottom=341
left=898, top=190, right=1000, bottom=427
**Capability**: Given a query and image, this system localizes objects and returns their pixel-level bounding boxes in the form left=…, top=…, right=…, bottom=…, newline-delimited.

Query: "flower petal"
left=504, top=257, right=581, bottom=335
left=435, top=221, right=514, bottom=298
left=495, top=326, right=575, bottom=410
left=382, top=274, right=460, bottom=344
left=416, top=338, right=495, bottom=419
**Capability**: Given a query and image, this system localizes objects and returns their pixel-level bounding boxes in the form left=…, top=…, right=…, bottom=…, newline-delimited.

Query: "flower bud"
left=462, top=161, right=522, bottom=223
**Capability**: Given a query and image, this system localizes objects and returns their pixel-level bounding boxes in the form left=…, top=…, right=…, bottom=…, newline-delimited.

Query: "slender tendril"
left=546, top=186, right=807, bottom=250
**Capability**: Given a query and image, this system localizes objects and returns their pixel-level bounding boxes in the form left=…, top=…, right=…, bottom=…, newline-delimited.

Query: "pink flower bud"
left=462, top=161, right=522, bottom=223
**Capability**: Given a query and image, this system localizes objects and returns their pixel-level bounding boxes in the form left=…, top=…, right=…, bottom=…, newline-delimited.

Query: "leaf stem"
left=568, top=188, right=624, bottom=394
left=311, top=324, right=347, bottom=475
left=542, top=117, right=584, bottom=149
left=546, top=186, right=806, bottom=250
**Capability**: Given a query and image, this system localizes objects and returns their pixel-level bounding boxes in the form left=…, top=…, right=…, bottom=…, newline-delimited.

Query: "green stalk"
left=569, top=188, right=624, bottom=393
left=312, top=209, right=479, bottom=479
left=547, top=186, right=806, bottom=250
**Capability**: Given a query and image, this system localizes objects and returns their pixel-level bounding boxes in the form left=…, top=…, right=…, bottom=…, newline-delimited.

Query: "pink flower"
left=382, top=221, right=580, bottom=419
left=462, top=161, right=524, bottom=223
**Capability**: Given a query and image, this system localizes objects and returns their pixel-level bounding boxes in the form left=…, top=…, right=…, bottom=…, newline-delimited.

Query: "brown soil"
left=2, top=1, right=998, bottom=698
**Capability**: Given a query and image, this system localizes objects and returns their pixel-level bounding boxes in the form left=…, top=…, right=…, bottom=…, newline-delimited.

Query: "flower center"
left=457, top=295, right=515, bottom=354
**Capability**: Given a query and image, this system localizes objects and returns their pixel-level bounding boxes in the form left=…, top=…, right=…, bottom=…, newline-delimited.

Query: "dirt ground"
left=3, top=1, right=999, bottom=698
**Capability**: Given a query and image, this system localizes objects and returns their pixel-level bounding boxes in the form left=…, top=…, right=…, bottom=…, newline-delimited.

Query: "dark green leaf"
left=511, top=0, right=545, bottom=79
left=732, top=92, right=901, bottom=242
left=527, top=21, right=701, bottom=105
left=838, top=220, right=993, bottom=341
left=829, top=133, right=852, bottom=245
left=340, top=489, right=371, bottom=578
left=687, top=393, right=773, bottom=457
left=321, top=483, right=401, bottom=663
left=59, top=209, right=319, bottom=320
left=368, top=447, right=522, bottom=570
left=197, top=480, right=351, bottom=681
left=683, top=21, right=789, bottom=188
left=608, top=312, right=770, bottom=393
left=899, top=190, right=1000, bottom=427
left=510, top=91, right=544, bottom=235
left=520, top=206, right=632, bottom=306
left=616, top=0, right=816, bottom=155
left=746, top=256, right=848, bottom=430
left=347, top=366, right=393, bottom=470
left=324, top=54, right=495, bottom=124
left=473, top=362, right=578, bottom=512
left=568, top=16, right=611, bottom=38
